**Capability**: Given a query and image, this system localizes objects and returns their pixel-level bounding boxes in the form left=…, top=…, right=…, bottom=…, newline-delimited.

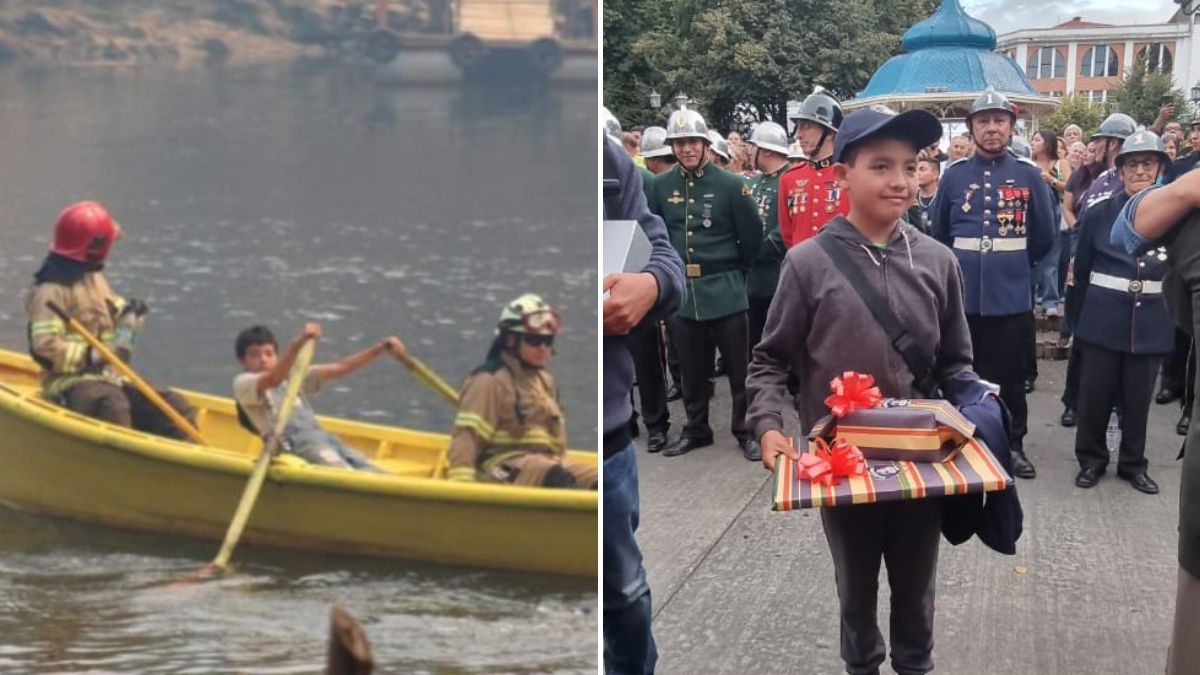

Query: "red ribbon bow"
left=796, top=437, right=867, bottom=486
left=824, top=371, right=882, bottom=418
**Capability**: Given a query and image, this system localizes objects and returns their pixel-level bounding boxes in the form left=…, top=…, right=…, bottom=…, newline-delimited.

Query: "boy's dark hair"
left=840, top=130, right=921, bottom=167
left=235, top=325, right=276, bottom=359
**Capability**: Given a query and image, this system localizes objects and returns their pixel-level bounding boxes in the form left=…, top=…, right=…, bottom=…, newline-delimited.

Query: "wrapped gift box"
left=773, top=436, right=1012, bottom=511
left=809, top=399, right=977, bottom=464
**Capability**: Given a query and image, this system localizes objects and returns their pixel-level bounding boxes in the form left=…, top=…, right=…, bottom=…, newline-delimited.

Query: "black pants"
left=1062, top=342, right=1082, bottom=410
left=669, top=312, right=750, bottom=443
left=969, top=312, right=1034, bottom=453
left=1162, top=329, right=1196, bottom=415
left=665, top=320, right=682, bottom=389
left=62, top=380, right=196, bottom=441
left=1074, top=343, right=1160, bottom=474
left=629, top=320, right=669, bottom=436
left=748, top=295, right=773, bottom=353
left=822, top=498, right=943, bottom=675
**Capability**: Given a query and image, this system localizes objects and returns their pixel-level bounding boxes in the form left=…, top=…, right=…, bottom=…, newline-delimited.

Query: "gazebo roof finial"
left=902, top=0, right=997, bottom=52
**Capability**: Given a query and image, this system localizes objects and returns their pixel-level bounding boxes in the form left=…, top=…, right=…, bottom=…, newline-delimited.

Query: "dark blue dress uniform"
left=931, top=152, right=1056, bottom=316
left=930, top=151, right=1056, bottom=473
left=1070, top=190, right=1173, bottom=477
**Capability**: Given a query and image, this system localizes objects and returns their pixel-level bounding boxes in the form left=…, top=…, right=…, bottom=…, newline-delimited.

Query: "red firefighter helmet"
left=50, top=201, right=122, bottom=263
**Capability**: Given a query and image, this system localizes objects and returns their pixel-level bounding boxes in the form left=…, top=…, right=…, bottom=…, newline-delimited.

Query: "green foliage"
left=604, top=0, right=937, bottom=132
left=1041, top=94, right=1106, bottom=138
left=1109, top=56, right=1190, bottom=128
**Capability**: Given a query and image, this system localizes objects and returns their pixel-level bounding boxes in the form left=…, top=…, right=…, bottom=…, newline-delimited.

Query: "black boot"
left=1011, top=450, right=1037, bottom=479
left=1060, top=407, right=1077, bottom=427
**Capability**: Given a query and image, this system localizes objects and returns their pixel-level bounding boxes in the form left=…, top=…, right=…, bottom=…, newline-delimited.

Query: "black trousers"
left=669, top=312, right=750, bottom=443
left=1062, top=342, right=1082, bottom=410
left=821, top=498, right=943, bottom=675
left=665, top=320, right=682, bottom=389
left=1074, top=343, right=1160, bottom=474
left=748, top=295, right=773, bottom=353
left=629, top=320, right=669, bottom=436
left=969, top=312, right=1034, bottom=453
left=1161, top=329, right=1196, bottom=416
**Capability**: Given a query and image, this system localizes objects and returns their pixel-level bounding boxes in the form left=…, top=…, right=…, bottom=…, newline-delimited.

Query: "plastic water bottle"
left=1105, top=411, right=1121, bottom=454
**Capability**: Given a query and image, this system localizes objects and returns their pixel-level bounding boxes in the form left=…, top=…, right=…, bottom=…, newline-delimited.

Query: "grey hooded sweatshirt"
left=746, top=216, right=974, bottom=438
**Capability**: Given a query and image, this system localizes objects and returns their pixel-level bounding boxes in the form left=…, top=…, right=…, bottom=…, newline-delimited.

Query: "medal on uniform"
left=668, top=190, right=683, bottom=205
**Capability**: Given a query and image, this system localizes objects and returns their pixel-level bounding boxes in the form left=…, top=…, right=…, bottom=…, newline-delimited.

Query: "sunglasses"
left=522, top=334, right=555, bottom=347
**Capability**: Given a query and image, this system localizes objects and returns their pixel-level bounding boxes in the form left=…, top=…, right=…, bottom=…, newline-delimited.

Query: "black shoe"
left=1060, top=407, right=1077, bottom=427
left=666, top=384, right=682, bottom=402
left=647, top=431, right=668, bottom=454
left=738, top=438, right=762, bottom=461
left=1178, top=413, right=1191, bottom=436
left=663, top=436, right=712, bottom=457
left=1118, top=470, right=1160, bottom=495
left=1024, top=378, right=1035, bottom=394
left=1075, top=466, right=1103, bottom=488
left=1157, top=388, right=1182, bottom=405
left=1011, top=450, right=1036, bottom=479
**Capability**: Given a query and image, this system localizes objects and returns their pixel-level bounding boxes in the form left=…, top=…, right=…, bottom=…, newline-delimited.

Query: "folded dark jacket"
left=939, top=373, right=1024, bottom=555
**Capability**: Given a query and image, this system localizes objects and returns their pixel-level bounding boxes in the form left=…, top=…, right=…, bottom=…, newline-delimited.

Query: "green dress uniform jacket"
left=746, top=164, right=790, bottom=299
left=638, top=165, right=656, bottom=202
left=647, top=160, right=763, bottom=321
left=1158, top=209, right=1200, bottom=579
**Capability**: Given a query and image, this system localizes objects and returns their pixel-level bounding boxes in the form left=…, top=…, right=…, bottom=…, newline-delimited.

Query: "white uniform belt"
left=1090, top=272, right=1163, bottom=295
left=952, top=236, right=1026, bottom=253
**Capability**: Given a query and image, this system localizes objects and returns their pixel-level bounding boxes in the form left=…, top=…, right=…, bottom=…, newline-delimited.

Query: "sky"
left=964, top=0, right=1182, bottom=35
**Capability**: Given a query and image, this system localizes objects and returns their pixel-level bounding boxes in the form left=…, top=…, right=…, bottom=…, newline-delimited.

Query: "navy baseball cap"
left=833, top=106, right=944, bottom=163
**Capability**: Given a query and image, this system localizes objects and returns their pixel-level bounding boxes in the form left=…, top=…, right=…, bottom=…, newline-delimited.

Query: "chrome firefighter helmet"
left=748, top=121, right=790, bottom=155
left=640, top=126, right=673, bottom=158
left=665, top=107, right=711, bottom=142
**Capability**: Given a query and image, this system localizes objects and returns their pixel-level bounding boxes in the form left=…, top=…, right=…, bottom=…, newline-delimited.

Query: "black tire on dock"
left=365, top=28, right=402, bottom=64
left=528, top=37, right=564, bottom=75
left=448, top=33, right=486, bottom=70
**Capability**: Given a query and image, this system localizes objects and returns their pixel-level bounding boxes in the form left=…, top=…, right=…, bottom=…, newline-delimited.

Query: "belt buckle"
left=685, top=263, right=701, bottom=278
left=1128, top=280, right=1143, bottom=293
left=980, top=236, right=993, bottom=254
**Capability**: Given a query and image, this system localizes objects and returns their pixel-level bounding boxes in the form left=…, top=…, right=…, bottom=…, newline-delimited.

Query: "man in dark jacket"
left=602, top=134, right=685, bottom=675
left=1110, top=155, right=1200, bottom=674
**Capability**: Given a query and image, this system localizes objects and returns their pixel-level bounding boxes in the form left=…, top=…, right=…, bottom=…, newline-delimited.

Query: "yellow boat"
left=0, top=349, right=596, bottom=577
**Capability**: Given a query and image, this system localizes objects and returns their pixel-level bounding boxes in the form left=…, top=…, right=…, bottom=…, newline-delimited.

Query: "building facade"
left=997, top=12, right=1197, bottom=104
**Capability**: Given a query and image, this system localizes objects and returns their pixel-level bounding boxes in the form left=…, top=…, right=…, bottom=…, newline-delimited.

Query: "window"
left=1080, top=45, right=1120, bottom=77
left=1138, top=43, right=1174, bottom=74
left=1081, top=90, right=1108, bottom=104
left=1026, top=47, right=1065, bottom=79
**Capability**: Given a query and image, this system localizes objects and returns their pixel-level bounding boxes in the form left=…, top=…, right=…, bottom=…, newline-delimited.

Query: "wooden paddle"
left=392, top=349, right=459, bottom=406
left=199, top=337, right=317, bottom=577
left=46, top=300, right=207, bottom=445
left=391, top=348, right=460, bottom=478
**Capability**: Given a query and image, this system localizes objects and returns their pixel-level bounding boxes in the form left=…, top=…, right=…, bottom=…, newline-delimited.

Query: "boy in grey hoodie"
left=746, top=108, right=975, bottom=675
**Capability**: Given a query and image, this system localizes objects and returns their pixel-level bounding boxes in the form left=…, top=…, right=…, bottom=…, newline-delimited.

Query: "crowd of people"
left=602, top=86, right=1199, bottom=674
left=610, top=89, right=1200, bottom=494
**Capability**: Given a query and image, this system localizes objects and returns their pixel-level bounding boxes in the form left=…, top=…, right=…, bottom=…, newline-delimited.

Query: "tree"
left=1041, top=94, right=1107, bottom=138
left=1108, top=55, right=1189, bottom=130
left=604, top=0, right=937, bottom=131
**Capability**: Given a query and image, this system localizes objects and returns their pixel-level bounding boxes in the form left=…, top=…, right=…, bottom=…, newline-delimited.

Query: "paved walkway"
left=634, top=359, right=1182, bottom=674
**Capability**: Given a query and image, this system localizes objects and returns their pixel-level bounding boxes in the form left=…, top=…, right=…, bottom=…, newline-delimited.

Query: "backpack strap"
left=815, top=230, right=940, bottom=397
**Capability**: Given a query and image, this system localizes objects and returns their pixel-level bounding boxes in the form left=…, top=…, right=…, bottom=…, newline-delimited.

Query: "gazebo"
left=844, top=0, right=1058, bottom=132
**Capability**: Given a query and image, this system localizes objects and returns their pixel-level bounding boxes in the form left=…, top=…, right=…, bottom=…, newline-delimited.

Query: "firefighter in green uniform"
left=645, top=107, right=764, bottom=460
left=745, top=120, right=792, bottom=349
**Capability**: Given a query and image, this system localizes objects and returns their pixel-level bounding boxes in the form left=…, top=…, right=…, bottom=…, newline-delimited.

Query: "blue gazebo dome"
left=857, top=0, right=1037, bottom=99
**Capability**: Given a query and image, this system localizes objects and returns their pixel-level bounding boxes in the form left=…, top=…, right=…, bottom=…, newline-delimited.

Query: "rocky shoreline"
left=0, top=1, right=428, bottom=67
